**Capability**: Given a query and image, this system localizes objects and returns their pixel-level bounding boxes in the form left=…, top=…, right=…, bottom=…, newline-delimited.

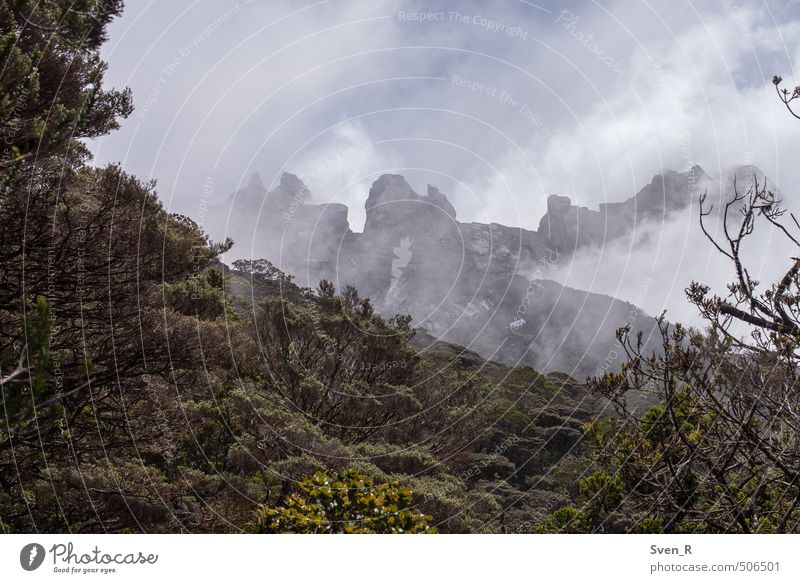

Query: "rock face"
left=217, top=165, right=742, bottom=378
left=218, top=172, right=351, bottom=283
left=538, top=166, right=709, bottom=253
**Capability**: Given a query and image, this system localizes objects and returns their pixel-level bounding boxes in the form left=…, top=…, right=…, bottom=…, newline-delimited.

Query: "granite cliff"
left=216, top=164, right=758, bottom=378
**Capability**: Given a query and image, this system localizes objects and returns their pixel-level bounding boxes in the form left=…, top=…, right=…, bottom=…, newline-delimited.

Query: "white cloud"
left=457, top=0, right=800, bottom=229
left=550, top=189, right=799, bottom=327
left=288, top=122, right=400, bottom=231
left=89, top=0, right=800, bottom=321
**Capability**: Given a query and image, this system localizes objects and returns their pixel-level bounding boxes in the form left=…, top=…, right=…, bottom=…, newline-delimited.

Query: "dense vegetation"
left=538, top=97, right=800, bottom=532
left=3, top=1, right=800, bottom=534
left=542, top=174, right=800, bottom=533
left=0, top=3, right=600, bottom=534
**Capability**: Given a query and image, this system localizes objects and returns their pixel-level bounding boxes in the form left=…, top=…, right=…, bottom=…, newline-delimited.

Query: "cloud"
left=288, top=121, right=400, bottom=231
left=455, top=0, right=800, bottom=229
left=89, top=0, right=800, bottom=321
left=551, top=169, right=800, bottom=328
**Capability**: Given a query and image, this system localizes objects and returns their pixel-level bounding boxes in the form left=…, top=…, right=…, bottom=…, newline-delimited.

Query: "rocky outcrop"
left=538, top=165, right=709, bottom=253
left=215, top=172, right=351, bottom=282
left=218, top=164, right=751, bottom=378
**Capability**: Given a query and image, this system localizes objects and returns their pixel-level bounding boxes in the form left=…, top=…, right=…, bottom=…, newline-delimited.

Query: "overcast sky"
left=89, top=0, right=800, bottom=321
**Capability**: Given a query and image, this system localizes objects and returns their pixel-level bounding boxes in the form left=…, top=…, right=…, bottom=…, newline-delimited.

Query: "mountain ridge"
left=215, top=164, right=762, bottom=378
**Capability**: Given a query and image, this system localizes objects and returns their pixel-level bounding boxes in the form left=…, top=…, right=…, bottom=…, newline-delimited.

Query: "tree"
left=255, top=281, right=420, bottom=442
left=554, top=77, right=800, bottom=533
left=0, top=0, right=132, bottom=169
left=0, top=2, right=237, bottom=532
left=535, top=470, right=624, bottom=533
left=0, top=0, right=610, bottom=536
left=1, top=0, right=134, bottom=406
left=252, top=468, right=435, bottom=533
left=231, top=258, right=293, bottom=284
left=773, top=74, right=800, bottom=122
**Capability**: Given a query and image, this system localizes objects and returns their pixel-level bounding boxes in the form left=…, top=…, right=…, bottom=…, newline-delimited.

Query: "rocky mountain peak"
left=426, top=184, right=457, bottom=218
left=265, top=172, right=311, bottom=209
left=278, top=172, right=308, bottom=195
left=364, top=174, right=416, bottom=210
left=221, top=164, right=763, bottom=377
left=363, top=174, right=457, bottom=235
left=539, top=166, right=710, bottom=253
left=545, top=194, right=573, bottom=216
left=248, top=171, right=265, bottom=190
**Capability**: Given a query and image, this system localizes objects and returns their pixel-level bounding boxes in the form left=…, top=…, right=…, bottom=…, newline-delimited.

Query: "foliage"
left=538, top=88, right=800, bottom=532
left=0, top=0, right=616, bottom=535
left=535, top=470, right=623, bottom=533
left=253, top=469, right=435, bottom=533
left=231, top=258, right=293, bottom=284
left=0, top=0, right=132, bottom=169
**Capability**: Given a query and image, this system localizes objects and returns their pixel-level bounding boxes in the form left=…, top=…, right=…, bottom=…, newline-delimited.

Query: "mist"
left=84, top=0, right=800, bottom=365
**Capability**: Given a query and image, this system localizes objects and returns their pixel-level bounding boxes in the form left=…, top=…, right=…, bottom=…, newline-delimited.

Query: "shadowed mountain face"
left=217, top=166, right=725, bottom=379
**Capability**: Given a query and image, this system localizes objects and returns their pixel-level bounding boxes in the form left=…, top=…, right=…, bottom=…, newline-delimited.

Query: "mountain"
left=215, top=165, right=746, bottom=379
left=539, top=166, right=709, bottom=253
